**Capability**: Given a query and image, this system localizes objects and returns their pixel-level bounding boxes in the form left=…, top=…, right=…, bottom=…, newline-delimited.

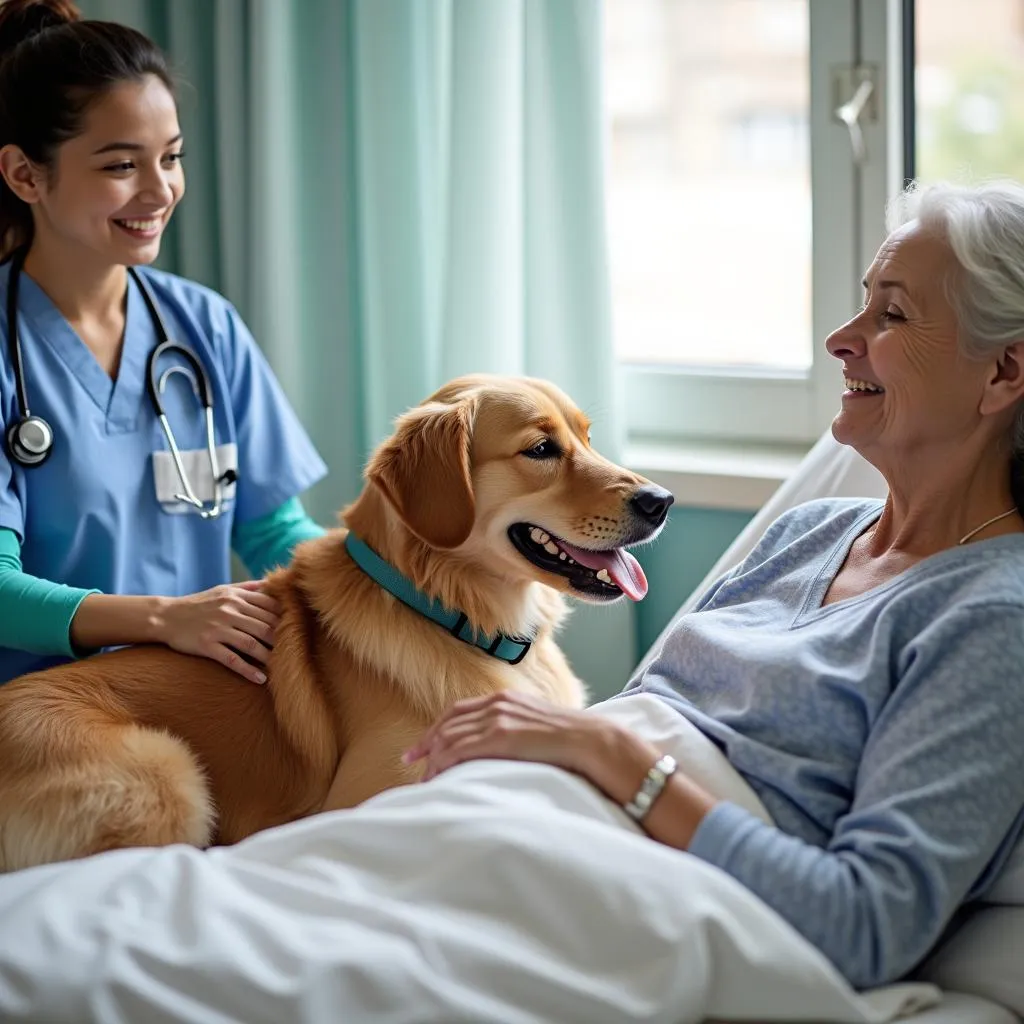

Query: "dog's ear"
left=367, top=399, right=476, bottom=549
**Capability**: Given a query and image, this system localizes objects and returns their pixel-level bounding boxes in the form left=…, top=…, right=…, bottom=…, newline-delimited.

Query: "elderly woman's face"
left=825, top=220, right=987, bottom=462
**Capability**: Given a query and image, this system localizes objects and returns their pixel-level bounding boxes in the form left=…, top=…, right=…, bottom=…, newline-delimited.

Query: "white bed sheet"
left=0, top=777, right=1013, bottom=1024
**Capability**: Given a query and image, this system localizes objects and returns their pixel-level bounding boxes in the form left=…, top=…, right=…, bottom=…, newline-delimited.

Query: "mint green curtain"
left=79, top=0, right=635, bottom=698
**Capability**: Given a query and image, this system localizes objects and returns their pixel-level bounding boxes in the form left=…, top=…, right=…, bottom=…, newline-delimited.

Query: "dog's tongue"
left=557, top=541, right=649, bottom=601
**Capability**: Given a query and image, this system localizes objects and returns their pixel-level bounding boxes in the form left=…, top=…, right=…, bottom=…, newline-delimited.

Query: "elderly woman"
left=405, top=180, right=1024, bottom=990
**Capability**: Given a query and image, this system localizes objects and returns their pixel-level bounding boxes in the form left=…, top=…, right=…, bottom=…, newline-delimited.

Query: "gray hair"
left=887, top=180, right=1024, bottom=454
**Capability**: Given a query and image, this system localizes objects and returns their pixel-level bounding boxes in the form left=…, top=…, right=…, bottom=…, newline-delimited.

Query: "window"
left=915, top=0, right=1024, bottom=183
left=604, top=0, right=812, bottom=372
left=603, top=0, right=897, bottom=450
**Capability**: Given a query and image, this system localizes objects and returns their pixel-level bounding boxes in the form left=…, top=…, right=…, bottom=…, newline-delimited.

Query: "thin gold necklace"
left=958, top=508, right=1018, bottom=546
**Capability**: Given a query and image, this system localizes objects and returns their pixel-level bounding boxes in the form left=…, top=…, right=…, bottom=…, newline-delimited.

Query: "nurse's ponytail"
left=0, top=0, right=79, bottom=50
left=0, top=0, right=172, bottom=260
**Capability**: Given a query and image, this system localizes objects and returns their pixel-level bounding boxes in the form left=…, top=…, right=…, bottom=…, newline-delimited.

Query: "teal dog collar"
left=344, top=532, right=534, bottom=666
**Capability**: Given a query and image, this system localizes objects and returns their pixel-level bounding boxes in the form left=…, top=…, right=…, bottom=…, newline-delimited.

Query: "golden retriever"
left=0, top=374, right=673, bottom=871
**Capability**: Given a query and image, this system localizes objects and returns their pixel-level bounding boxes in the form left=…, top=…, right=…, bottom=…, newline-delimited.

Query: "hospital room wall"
left=548, top=503, right=752, bottom=702
left=616, top=504, right=752, bottom=683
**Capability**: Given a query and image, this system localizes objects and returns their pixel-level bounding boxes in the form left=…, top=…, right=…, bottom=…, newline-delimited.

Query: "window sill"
left=625, top=437, right=812, bottom=512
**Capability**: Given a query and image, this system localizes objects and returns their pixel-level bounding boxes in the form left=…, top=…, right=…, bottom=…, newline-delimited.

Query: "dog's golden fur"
left=0, top=375, right=666, bottom=872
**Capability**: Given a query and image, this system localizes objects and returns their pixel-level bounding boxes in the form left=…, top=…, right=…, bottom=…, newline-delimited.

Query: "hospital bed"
left=0, top=432, right=1021, bottom=1024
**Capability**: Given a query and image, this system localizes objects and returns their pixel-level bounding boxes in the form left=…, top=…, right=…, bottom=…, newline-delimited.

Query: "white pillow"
left=911, top=836, right=1024, bottom=1015
left=985, top=834, right=1024, bottom=905
left=915, top=906, right=1024, bottom=1017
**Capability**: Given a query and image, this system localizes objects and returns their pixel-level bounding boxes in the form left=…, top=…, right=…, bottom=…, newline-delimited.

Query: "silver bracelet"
left=623, top=753, right=678, bottom=823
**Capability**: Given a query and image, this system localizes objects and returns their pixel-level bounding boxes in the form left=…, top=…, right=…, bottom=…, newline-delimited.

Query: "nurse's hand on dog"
left=158, top=580, right=280, bottom=685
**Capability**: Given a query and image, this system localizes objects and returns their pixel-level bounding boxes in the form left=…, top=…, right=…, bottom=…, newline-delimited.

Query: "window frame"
left=617, top=0, right=902, bottom=451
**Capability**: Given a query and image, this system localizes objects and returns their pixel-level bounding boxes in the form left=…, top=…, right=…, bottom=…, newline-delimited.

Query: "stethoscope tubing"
left=7, top=247, right=31, bottom=417
left=3, top=248, right=235, bottom=518
left=146, top=338, right=213, bottom=414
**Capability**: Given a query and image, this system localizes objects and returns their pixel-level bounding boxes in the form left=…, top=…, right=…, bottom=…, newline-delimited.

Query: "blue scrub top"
left=0, top=262, right=327, bottom=681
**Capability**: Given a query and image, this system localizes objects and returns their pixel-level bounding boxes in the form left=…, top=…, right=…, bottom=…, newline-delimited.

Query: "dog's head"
left=356, top=374, right=672, bottom=607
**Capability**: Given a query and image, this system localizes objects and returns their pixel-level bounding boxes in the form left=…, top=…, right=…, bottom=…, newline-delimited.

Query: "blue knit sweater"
left=621, top=498, right=1024, bottom=988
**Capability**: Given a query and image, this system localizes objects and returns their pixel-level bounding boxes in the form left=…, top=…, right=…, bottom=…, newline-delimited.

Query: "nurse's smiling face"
left=30, top=73, right=185, bottom=268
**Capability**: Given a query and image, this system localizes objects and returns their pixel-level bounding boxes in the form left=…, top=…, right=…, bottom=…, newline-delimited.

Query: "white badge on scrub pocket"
left=152, top=443, right=238, bottom=514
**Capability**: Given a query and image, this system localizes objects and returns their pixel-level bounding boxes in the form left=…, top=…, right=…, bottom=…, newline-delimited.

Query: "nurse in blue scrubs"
left=0, top=0, right=327, bottom=685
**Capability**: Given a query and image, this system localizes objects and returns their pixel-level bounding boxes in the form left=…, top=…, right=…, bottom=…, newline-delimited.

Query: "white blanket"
left=0, top=696, right=939, bottom=1023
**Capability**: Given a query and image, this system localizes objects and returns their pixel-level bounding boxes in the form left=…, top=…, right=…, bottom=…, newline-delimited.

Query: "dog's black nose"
left=630, top=484, right=674, bottom=527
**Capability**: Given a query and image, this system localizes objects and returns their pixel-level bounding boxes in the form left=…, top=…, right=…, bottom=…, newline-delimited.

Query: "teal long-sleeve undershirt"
left=0, top=496, right=326, bottom=658
left=230, top=495, right=326, bottom=578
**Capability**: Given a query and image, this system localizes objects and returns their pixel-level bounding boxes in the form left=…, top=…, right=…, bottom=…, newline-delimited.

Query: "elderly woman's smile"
left=842, top=377, right=884, bottom=395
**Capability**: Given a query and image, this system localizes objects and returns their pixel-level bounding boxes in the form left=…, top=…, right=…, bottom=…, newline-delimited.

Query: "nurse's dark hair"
left=0, top=0, right=173, bottom=260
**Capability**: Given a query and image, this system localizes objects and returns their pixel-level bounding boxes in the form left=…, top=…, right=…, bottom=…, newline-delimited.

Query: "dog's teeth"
left=544, top=541, right=559, bottom=555
left=530, top=527, right=545, bottom=543
left=539, top=531, right=550, bottom=543
left=568, top=558, right=575, bottom=565
left=596, top=569, right=612, bottom=583
left=559, top=552, right=567, bottom=560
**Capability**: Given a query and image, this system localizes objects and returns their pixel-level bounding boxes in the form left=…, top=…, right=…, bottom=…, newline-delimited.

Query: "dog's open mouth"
left=507, top=523, right=649, bottom=602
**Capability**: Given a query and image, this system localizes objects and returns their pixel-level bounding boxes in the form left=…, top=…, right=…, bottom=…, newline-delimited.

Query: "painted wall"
left=632, top=505, right=753, bottom=665
left=576, top=505, right=753, bottom=703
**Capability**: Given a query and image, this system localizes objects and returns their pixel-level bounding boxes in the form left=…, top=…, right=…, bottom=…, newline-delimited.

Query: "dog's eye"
left=522, top=439, right=561, bottom=460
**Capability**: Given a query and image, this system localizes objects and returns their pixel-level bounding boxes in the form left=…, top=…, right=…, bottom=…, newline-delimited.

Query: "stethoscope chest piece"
left=6, top=414, right=53, bottom=467
left=4, top=247, right=55, bottom=468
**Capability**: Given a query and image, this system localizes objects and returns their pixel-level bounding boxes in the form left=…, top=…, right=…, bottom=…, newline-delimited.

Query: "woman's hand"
left=157, top=580, right=281, bottom=684
left=403, top=690, right=720, bottom=850
left=402, top=690, right=613, bottom=782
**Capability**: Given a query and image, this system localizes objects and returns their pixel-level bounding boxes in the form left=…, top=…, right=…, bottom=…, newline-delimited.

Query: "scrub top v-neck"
left=17, top=262, right=152, bottom=435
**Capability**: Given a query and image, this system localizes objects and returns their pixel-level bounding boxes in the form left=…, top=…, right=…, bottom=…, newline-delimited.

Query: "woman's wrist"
left=580, top=717, right=718, bottom=850
left=70, top=593, right=173, bottom=649
left=577, top=718, right=664, bottom=805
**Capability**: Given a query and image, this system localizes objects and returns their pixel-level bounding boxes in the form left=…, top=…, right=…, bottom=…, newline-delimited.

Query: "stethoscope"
left=4, top=247, right=237, bottom=519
